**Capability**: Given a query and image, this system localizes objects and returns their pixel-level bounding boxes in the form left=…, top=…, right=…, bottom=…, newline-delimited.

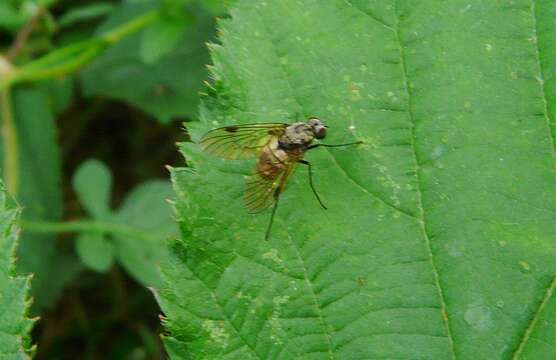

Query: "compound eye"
left=315, top=126, right=326, bottom=139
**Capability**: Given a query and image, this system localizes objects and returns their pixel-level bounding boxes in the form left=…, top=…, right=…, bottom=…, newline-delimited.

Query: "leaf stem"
left=0, top=85, right=18, bottom=195
left=11, top=40, right=106, bottom=84
left=21, top=219, right=157, bottom=243
left=102, top=10, right=159, bottom=45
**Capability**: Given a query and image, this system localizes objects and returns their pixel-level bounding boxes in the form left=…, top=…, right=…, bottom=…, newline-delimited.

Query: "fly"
left=200, top=117, right=362, bottom=240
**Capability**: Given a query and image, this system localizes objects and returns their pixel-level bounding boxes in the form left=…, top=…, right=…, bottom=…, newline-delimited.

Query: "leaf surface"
left=0, top=181, right=35, bottom=359
left=140, top=15, right=188, bottom=65
left=1, top=87, right=82, bottom=311
left=73, top=159, right=112, bottom=220
left=114, top=180, right=176, bottom=287
left=159, top=1, right=556, bottom=359
left=75, top=232, right=114, bottom=273
left=70, top=160, right=177, bottom=285
left=58, top=3, right=115, bottom=28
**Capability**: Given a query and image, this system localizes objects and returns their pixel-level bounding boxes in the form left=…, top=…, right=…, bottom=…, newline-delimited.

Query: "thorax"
left=278, top=122, right=315, bottom=151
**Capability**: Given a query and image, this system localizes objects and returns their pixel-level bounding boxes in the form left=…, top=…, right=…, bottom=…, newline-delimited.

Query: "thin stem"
left=7, top=8, right=46, bottom=61
left=21, top=219, right=157, bottom=243
left=8, top=10, right=159, bottom=86
left=102, top=10, right=159, bottom=45
left=12, top=41, right=105, bottom=83
left=1, top=86, right=18, bottom=195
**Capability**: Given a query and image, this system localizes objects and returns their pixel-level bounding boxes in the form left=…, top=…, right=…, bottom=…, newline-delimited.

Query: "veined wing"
left=244, top=161, right=297, bottom=213
left=200, top=123, right=287, bottom=159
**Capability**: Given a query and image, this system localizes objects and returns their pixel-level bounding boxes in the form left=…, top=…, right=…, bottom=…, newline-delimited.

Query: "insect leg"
left=308, top=141, right=363, bottom=150
left=299, top=159, right=327, bottom=210
left=265, top=189, right=281, bottom=241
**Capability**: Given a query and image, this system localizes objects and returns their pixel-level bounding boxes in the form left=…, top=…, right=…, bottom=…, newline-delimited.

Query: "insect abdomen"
left=257, top=149, right=286, bottom=180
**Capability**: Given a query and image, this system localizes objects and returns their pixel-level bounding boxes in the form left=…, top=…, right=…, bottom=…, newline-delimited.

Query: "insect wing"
left=244, top=161, right=297, bottom=213
left=200, top=123, right=287, bottom=159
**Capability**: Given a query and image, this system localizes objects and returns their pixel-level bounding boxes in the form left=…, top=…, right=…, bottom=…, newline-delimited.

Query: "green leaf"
left=35, top=78, right=74, bottom=115
left=75, top=232, right=114, bottom=273
left=80, top=1, right=215, bottom=122
left=162, top=0, right=194, bottom=11
left=0, top=3, right=25, bottom=32
left=0, top=181, right=35, bottom=358
left=140, top=16, right=188, bottom=65
left=69, top=158, right=176, bottom=286
left=114, top=180, right=177, bottom=288
left=158, top=0, right=556, bottom=358
left=29, top=0, right=59, bottom=8
left=58, top=2, right=115, bottom=28
left=72, top=159, right=112, bottom=219
left=13, top=39, right=106, bottom=84
left=1, top=87, right=81, bottom=311
left=198, top=0, right=233, bottom=14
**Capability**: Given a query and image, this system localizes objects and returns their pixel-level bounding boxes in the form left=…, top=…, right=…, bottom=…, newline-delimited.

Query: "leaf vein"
left=335, top=304, right=442, bottom=333
left=529, top=0, right=556, bottom=161
left=342, top=0, right=394, bottom=31
left=512, top=276, right=556, bottom=359
left=183, top=263, right=261, bottom=359
left=335, top=332, right=449, bottom=352
left=288, top=235, right=335, bottom=359
left=322, top=149, right=419, bottom=220
left=392, top=1, right=456, bottom=357
left=234, top=252, right=304, bottom=281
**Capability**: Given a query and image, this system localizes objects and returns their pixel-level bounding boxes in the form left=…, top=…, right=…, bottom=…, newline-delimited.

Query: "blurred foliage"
left=80, top=1, right=216, bottom=122
left=0, top=0, right=226, bottom=358
left=6, top=86, right=80, bottom=311
left=72, top=159, right=177, bottom=287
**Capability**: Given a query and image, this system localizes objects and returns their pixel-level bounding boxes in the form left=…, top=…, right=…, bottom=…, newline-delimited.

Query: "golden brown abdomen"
left=257, top=148, right=288, bottom=180
left=256, top=144, right=305, bottom=181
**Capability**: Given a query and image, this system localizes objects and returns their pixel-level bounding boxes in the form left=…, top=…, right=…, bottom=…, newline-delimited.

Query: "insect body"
left=200, top=118, right=361, bottom=240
